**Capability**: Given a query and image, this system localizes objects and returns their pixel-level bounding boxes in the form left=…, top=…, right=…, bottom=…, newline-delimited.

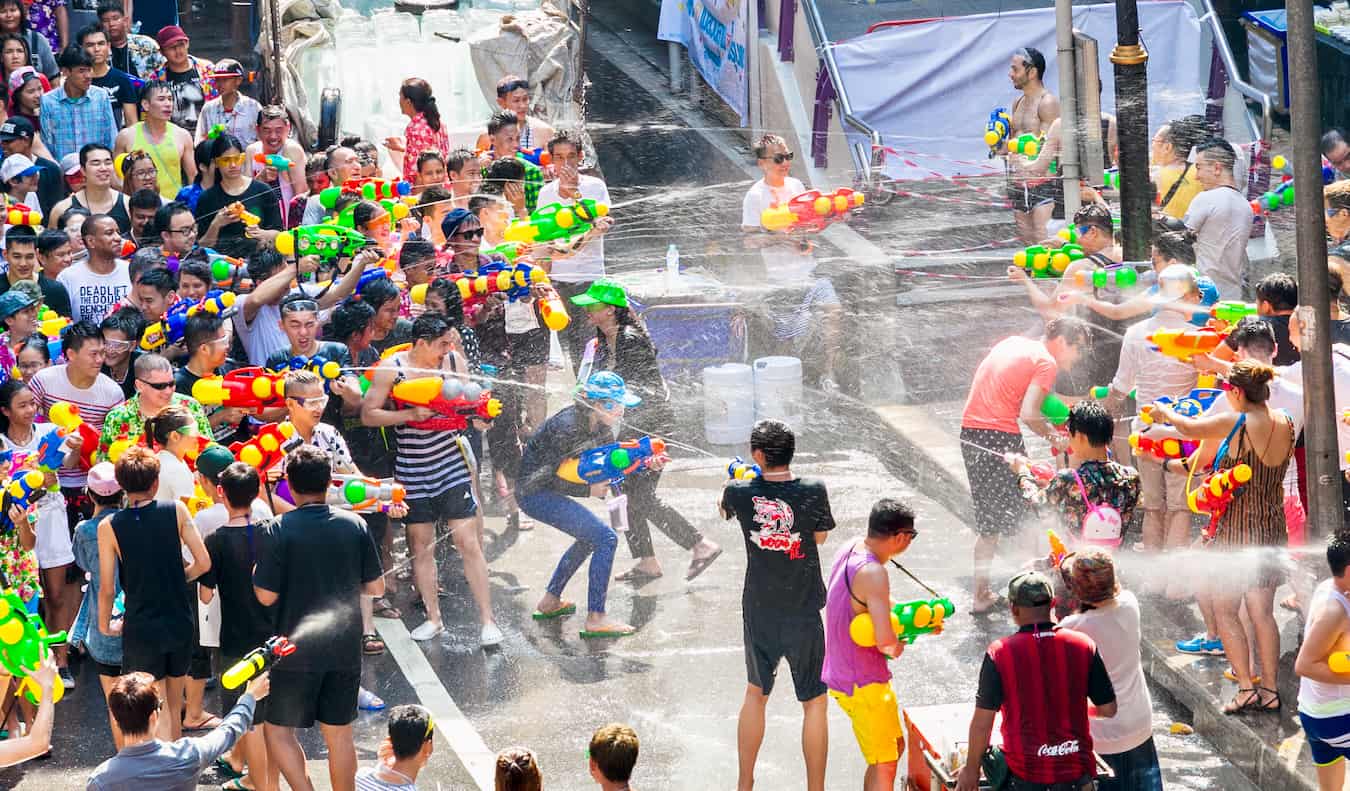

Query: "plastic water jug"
left=703, top=363, right=754, bottom=445
left=752, top=356, right=803, bottom=428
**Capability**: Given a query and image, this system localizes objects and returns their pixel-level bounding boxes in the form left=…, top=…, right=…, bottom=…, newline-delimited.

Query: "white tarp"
left=831, top=1, right=1207, bottom=179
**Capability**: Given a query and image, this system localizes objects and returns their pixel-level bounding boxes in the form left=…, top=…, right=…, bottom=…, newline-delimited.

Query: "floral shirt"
left=27, top=1, right=63, bottom=55
left=402, top=112, right=449, bottom=184
left=0, top=522, right=39, bottom=604
left=1019, top=459, right=1141, bottom=537
left=95, top=392, right=213, bottom=461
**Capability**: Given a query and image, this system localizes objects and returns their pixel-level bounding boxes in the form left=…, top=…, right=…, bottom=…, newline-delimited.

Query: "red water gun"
left=1128, top=431, right=1199, bottom=461
left=229, top=421, right=301, bottom=471
left=1189, top=464, right=1253, bottom=541
left=4, top=203, right=41, bottom=227
left=390, top=377, right=502, bottom=432
left=48, top=402, right=100, bottom=469
left=760, top=187, right=865, bottom=233
left=341, top=177, right=412, bottom=201
left=191, top=367, right=286, bottom=414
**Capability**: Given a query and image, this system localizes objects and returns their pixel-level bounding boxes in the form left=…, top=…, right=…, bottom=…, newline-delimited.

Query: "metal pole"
left=748, top=0, right=760, bottom=135
left=267, top=0, right=282, bottom=105
left=573, top=0, right=589, bottom=106
left=669, top=42, right=683, bottom=93
left=1288, top=0, right=1338, bottom=541
left=1056, top=0, right=1080, bottom=218
left=1110, top=0, right=1150, bottom=260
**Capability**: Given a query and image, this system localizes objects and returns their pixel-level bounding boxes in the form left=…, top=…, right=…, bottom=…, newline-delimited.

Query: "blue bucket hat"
left=583, top=371, right=641, bottom=407
left=440, top=207, right=475, bottom=241
left=0, top=289, right=36, bottom=322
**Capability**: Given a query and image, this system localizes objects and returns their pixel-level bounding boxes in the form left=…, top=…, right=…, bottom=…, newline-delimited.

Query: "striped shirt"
left=28, top=365, right=126, bottom=487
left=389, top=353, right=471, bottom=500
left=39, top=84, right=118, bottom=163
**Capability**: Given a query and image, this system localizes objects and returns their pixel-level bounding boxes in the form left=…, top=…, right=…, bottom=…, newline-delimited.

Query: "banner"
left=658, top=0, right=750, bottom=126
left=830, top=2, right=1208, bottom=179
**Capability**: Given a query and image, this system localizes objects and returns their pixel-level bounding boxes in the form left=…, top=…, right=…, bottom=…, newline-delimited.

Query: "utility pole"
left=1288, top=0, right=1339, bottom=540
left=1056, top=0, right=1080, bottom=218
left=1110, top=0, right=1150, bottom=260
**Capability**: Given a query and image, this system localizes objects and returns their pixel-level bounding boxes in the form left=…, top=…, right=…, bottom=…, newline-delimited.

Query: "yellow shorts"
left=829, top=681, right=904, bottom=765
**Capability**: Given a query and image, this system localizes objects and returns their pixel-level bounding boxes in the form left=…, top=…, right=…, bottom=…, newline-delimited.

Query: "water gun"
left=227, top=202, right=260, bottom=227
left=185, top=483, right=211, bottom=516
left=728, top=456, right=761, bottom=480
left=118, top=238, right=136, bottom=258
left=504, top=200, right=609, bottom=245
left=1140, top=376, right=1222, bottom=425
left=848, top=597, right=953, bottom=649
left=104, top=427, right=136, bottom=465
left=1190, top=464, right=1253, bottom=541
left=140, top=290, right=237, bottom=351
left=318, top=178, right=412, bottom=209
left=210, top=256, right=253, bottom=291
left=1047, top=529, right=1068, bottom=566
left=48, top=402, right=99, bottom=469
left=1102, top=168, right=1121, bottom=190
left=253, top=153, right=292, bottom=171
left=1147, top=325, right=1227, bottom=362
left=1331, top=652, right=1350, bottom=674
left=1128, top=431, right=1198, bottom=461
left=760, top=188, right=865, bottom=233
left=0, top=590, right=64, bottom=704
left=275, top=354, right=342, bottom=384
left=984, top=107, right=1011, bottom=151
left=191, top=367, right=286, bottom=414
left=221, top=635, right=295, bottom=690
left=483, top=241, right=525, bottom=263
left=1014, top=243, right=1084, bottom=277
left=409, top=263, right=548, bottom=307
left=1088, top=385, right=1134, bottom=399
left=3, top=203, right=41, bottom=227
left=206, top=123, right=227, bottom=140
left=31, top=426, right=69, bottom=475
left=274, top=225, right=371, bottom=260
left=556, top=436, right=667, bottom=487
left=4, top=470, right=43, bottom=511
left=390, top=377, right=502, bottom=432
left=1210, top=301, right=1258, bottom=325
left=517, top=147, right=551, bottom=168
left=538, top=291, right=570, bottom=331
left=1040, top=393, right=1070, bottom=426
left=228, top=421, right=300, bottom=471
left=1009, top=133, right=1041, bottom=158
left=1253, top=178, right=1294, bottom=215
left=327, top=475, right=406, bottom=513
left=1071, top=265, right=1138, bottom=290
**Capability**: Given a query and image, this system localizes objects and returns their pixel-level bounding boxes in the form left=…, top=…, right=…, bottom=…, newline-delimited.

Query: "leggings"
left=622, top=468, right=703, bottom=558
left=518, top=490, right=617, bottom=614
left=485, top=364, right=525, bottom=484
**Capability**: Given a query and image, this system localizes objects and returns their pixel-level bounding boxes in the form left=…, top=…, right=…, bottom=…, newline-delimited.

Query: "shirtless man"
left=1002, top=47, right=1060, bottom=244
left=1294, top=530, right=1350, bottom=791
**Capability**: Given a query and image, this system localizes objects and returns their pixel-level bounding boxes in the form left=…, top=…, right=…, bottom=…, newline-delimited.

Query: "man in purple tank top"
left=822, top=498, right=919, bottom=791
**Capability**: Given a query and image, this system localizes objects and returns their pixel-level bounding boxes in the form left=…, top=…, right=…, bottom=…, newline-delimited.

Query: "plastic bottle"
left=665, top=243, right=680, bottom=292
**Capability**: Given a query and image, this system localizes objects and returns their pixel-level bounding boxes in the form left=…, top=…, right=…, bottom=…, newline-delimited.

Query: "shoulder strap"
left=1159, top=162, right=1192, bottom=212
left=1211, top=412, right=1247, bottom=472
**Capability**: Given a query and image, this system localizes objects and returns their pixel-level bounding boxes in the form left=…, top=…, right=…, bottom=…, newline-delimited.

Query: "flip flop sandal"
left=183, top=714, right=223, bottom=731
left=221, top=778, right=251, bottom=791
left=685, top=548, right=723, bottom=581
left=580, top=626, right=637, bottom=639
left=615, top=567, right=662, bottom=583
left=532, top=602, right=577, bottom=620
left=362, top=634, right=386, bottom=655
left=371, top=597, right=402, bottom=619
left=214, top=757, right=245, bottom=779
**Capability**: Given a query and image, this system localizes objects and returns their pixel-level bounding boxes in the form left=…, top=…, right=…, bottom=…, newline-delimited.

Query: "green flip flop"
left=579, top=626, right=637, bottom=639
left=531, top=602, right=577, bottom=620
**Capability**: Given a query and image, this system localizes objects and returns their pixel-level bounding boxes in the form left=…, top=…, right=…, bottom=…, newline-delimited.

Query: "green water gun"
left=894, top=597, right=954, bottom=644
left=0, top=590, right=65, bottom=704
left=274, top=225, right=372, bottom=261
left=1040, top=393, right=1070, bottom=426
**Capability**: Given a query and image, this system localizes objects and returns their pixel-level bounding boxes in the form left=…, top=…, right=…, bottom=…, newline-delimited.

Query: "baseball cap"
left=0, top=117, right=34, bottom=142
left=1007, top=570, right=1053, bottom=607
left=569, top=278, right=629, bottom=309
left=60, top=153, right=80, bottom=176
left=582, top=371, right=641, bottom=407
left=0, top=290, right=35, bottom=322
left=0, top=154, right=40, bottom=183
left=211, top=58, right=245, bottom=79
left=156, top=25, right=188, bottom=50
left=195, top=443, right=236, bottom=484
left=439, top=208, right=474, bottom=240
left=7, top=66, right=43, bottom=96
left=87, top=462, right=122, bottom=497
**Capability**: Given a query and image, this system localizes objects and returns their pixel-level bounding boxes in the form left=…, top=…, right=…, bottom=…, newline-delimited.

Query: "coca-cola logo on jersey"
left=1036, top=740, right=1080, bottom=757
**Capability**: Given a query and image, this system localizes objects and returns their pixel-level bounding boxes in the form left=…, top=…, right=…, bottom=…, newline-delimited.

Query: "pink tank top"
left=821, top=541, right=892, bottom=693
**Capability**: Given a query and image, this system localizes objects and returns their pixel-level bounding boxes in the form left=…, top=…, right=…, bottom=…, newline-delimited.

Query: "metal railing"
left=802, top=0, right=881, bottom=186
left=1197, top=0, right=1274, bottom=141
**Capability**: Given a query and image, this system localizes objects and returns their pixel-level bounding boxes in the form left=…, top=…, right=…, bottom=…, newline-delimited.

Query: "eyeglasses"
left=137, top=379, right=175, bottom=391
left=280, top=299, right=320, bottom=314
left=166, top=225, right=196, bottom=236
left=286, top=394, right=329, bottom=408
left=214, top=153, right=247, bottom=167
left=767, top=152, right=795, bottom=164
left=103, top=338, right=132, bottom=352
left=496, top=79, right=530, bottom=96
left=453, top=228, right=484, bottom=241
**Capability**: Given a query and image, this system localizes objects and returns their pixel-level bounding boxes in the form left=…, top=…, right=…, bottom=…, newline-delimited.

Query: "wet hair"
left=1227, top=359, right=1275, bottom=403
left=487, top=109, right=518, bottom=137
left=177, top=259, right=212, bottom=290
left=284, top=444, right=332, bottom=495
left=483, top=157, right=524, bottom=191
left=753, top=133, right=788, bottom=159
left=1255, top=272, right=1297, bottom=312
left=1067, top=401, right=1113, bottom=447
left=5, top=224, right=34, bottom=250
left=57, top=45, right=93, bottom=70
left=62, top=317, right=102, bottom=356
left=1014, top=46, right=1047, bottom=81
left=351, top=200, right=387, bottom=232
left=868, top=498, right=916, bottom=538
left=208, top=132, right=245, bottom=161
left=546, top=130, right=582, bottom=156
left=399, top=239, right=436, bottom=271
left=283, top=368, right=323, bottom=394
left=137, top=266, right=177, bottom=295
left=246, top=248, right=284, bottom=282
left=1323, top=128, right=1348, bottom=159
left=358, top=277, right=400, bottom=313
left=589, top=723, right=639, bottom=783
left=750, top=419, right=795, bottom=468
left=445, top=148, right=477, bottom=175
left=114, top=445, right=159, bottom=493
left=495, top=746, right=542, bottom=791
left=415, top=150, right=444, bottom=176
left=0, top=377, right=30, bottom=435
left=184, top=312, right=223, bottom=355
left=410, top=312, right=451, bottom=344
left=425, top=279, right=465, bottom=326
left=1329, top=529, right=1350, bottom=577
left=138, top=79, right=171, bottom=106
left=323, top=298, right=375, bottom=343
left=1152, top=229, right=1196, bottom=265
left=1044, top=315, right=1091, bottom=350
left=387, top=704, right=435, bottom=760
left=1327, top=179, right=1350, bottom=214
left=143, top=403, right=193, bottom=449
left=1228, top=315, right=1276, bottom=359
left=219, top=461, right=259, bottom=507
left=108, top=672, right=160, bottom=736
left=100, top=305, right=145, bottom=345
left=469, top=194, right=507, bottom=220
left=401, top=78, right=441, bottom=132
left=1195, top=138, right=1236, bottom=171
left=36, top=228, right=69, bottom=257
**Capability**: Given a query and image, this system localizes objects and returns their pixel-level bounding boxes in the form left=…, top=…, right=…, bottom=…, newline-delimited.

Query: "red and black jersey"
left=975, top=623, right=1115, bottom=784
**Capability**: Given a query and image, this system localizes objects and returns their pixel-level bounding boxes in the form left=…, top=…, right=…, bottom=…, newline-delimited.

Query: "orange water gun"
left=760, top=188, right=865, bottom=233
left=228, top=201, right=260, bottom=226
left=1147, top=325, right=1228, bottom=362
left=1189, top=464, right=1253, bottom=541
left=48, top=402, right=100, bottom=469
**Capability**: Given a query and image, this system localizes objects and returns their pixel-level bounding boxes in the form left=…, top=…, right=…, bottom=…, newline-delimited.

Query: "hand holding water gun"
left=48, top=402, right=99, bottom=469
left=504, top=200, right=609, bottom=245
left=1015, top=243, right=1084, bottom=277
left=984, top=107, right=1011, bottom=151
left=192, top=367, right=286, bottom=414
left=185, top=484, right=212, bottom=516
left=222, top=635, right=294, bottom=690
left=390, top=377, right=502, bottom=432
left=274, top=354, right=342, bottom=385
left=140, top=290, right=238, bottom=350
left=728, top=456, right=761, bottom=480
left=1147, top=325, right=1228, bottom=362
left=327, top=475, right=406, bottom=514
left=1140, top=376, right=1223, bottom=425
left=556, top=436, right=668, bottom=488
left=408, top=262, right=549, bottom=308
left=228, top=421, right=301, bottom=471
left=1190, top=464, right=1253, bottom=541
left=227, top=201, right=260, bottom=227
left=849, top=597, right=952, bottom=649
left=0, top=589, right=66, bottom=704
left=274, top=225, right=372, bottom=260
left=760, top=187, right=865, bottom=233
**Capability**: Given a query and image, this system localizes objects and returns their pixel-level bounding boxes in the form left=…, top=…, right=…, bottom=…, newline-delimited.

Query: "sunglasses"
left=453, top=228, right=485, bottom=241
left=496, top=79, right=530, bottom=96
left=767, top=152, right=795, bottom=164
left=214, top=153, right=247, bottom=167
left=137, top=379, right=175, bottom=391
left=280, top=299, right=320, bottom=314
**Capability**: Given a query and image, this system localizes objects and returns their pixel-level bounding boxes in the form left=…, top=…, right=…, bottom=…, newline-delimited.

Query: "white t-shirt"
left=0, top=429, right=71, bottom=568
left=741, top=177, right=817, bottom=283
left=1058, top=591, right=1153, bottom=755
left=1183, top=186, right=1253, bottom=300
left=233, top=282, right=328, bottom=367
left=155, top=450, right=195, bottom=505
left=536, top=175, right=611, bottom=283
left=1111, top=312, right=1200, bottom=431
left=58, top=258, right=131, bottom=324
left=28, top=366, right=125, bottom=488
left=354, top=767, right=416, bottom=791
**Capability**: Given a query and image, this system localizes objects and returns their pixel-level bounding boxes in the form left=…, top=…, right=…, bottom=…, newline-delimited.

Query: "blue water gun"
left=475, top=259, right=535, bottom=302
left=1139, top=375, right=1223, bottom=425
left=556, top=437, right=667, bottom=487
left=32, top=427, right=68, bottom=475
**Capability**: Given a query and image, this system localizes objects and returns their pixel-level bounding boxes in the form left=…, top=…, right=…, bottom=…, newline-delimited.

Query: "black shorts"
left=1007, top=179, right=1057, bottom=213
left=508, top=326, right=550, bottom=367
left=121, top=635, right=192, bottom=680
left=263, top=668, right=359, bottom=728
left=219, top=656, right=268, bottom=724
left=405, top=482, right=477, bottom=524
left=189, top=642, right=214, bottom=681
left=960, top=426, right=1029, bottom=537
left=363, top=512, right=389, bottom=548
left=743, top=610, right=827, bottom=702
left=92, top=659, right=121, bottom=677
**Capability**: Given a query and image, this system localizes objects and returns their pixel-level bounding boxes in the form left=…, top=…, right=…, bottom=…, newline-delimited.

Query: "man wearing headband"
left=232, top=246, right=370, bottom=366
left=1001, top=46, right=1060, bottom=244
left=355, top=704, right=436, bottom=788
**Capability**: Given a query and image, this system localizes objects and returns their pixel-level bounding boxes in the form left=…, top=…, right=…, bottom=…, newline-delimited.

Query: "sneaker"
left=409, top=620, right=445, bottom=641
left=58, top=669, right=74, bottom=690
left=480, top=622, right=504, bottom=647
left=1175, top=634, right=1225, bottom=655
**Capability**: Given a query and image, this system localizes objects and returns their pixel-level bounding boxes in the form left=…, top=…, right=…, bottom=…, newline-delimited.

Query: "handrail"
left=801, top=0, right=879, bottom=185
left=1198, top=0, right=1272, bottom=141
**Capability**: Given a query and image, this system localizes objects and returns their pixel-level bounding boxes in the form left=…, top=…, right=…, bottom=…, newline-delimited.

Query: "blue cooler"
left=1242, top=10, right=1289, bottom=112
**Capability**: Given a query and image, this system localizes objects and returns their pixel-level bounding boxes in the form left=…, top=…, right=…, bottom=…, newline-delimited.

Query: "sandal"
left=532, top=602, right=577, bottom=620
left=1223, top=688, right=1264, bottom=715
left=580, top=624, right=637, bottom=639
left=371, top=597, right=402, bottom=619
left=362, top=634, right=386, bottom=655
left=1257, top=686, right=1282, bottom=710
left=183, top=714, right=222, bottom=731
left=221, top=778, right=252, bottom=791
left=214, top=756, right=244, bottom=779
left=615, top=567, right=662, bottom=583
left=685, top=548, right=723, bottom=581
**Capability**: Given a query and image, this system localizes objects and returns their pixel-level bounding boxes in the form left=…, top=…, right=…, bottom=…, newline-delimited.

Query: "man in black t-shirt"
left=719, top=419, right=834, bottom=791
left=254, top=445, right=383, bottom=791
left=80, top=25, right=139, bottom=127
left=176, top=313, right=252, bottom=445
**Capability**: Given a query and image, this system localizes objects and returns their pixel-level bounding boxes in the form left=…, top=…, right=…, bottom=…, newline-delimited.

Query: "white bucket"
left=703, top=363, right=754, bottom=445
left=752, top=356, right=803, bottom=428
